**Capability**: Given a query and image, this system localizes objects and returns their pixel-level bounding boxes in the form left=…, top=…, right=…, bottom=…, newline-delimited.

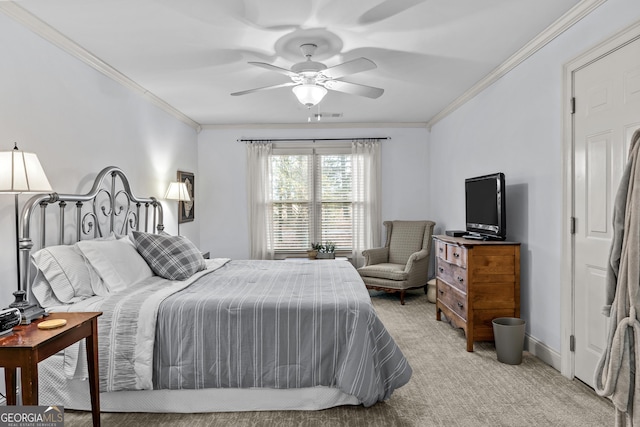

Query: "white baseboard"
left=525, top=334, right=562, bottom=371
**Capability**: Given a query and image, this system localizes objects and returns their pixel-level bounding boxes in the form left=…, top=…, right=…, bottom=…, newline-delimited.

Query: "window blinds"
left=270, top=150, right=353, bottom=252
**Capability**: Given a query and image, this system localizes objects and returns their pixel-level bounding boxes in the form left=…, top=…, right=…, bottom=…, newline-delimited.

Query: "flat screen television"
left=465, top=172, right=506, bottom=240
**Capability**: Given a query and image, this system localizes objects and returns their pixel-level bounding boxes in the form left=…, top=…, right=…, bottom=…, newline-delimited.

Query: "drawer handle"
left=457, top=276, right=464, bottom=283
left=438, top=267, right=444, bottom=273
left=457, top=302, right=464, bottom=308
left=453, top=252, right=460, bottom=258
left=439, top=289, right=444, bottom=294
left=439, top=247, right=443, bottom=252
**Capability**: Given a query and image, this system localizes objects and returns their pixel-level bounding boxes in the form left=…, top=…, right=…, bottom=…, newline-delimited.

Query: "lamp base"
left=7, top=290, right=46, bottom=324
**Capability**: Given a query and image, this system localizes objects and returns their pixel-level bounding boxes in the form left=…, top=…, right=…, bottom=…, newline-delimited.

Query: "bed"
left=20, top=166, right=412, bottom=412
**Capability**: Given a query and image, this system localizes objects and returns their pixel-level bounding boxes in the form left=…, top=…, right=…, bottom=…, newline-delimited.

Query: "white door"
left=573, top=36, right=640, bottom=387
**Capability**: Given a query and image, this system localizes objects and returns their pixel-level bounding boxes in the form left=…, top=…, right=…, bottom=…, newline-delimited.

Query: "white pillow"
left=31, top=244, right=100, bottom=303
left=77, top=238, right=153, bottom=293
left=31, top=268, right=67, bottom=308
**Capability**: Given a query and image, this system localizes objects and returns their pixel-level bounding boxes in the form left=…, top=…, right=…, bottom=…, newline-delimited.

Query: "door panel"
left=585, top=265, right=606, bottom=355
left=586, top=135, right=611, bottom=235
left=573, top=36, right=640, bottom=387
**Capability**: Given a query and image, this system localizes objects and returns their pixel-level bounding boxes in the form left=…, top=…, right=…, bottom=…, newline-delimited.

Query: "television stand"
left=433, top=235, right=520, bottom=351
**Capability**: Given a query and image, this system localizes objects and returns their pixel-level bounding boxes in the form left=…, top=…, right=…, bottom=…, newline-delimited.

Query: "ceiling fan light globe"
left=293, top=84, right=327, bottom=107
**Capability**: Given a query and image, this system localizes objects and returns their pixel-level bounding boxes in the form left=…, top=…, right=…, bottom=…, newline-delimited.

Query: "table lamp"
left=164, top=181, right=190, bottom=235
left=0, top=143, right=52, bottom=323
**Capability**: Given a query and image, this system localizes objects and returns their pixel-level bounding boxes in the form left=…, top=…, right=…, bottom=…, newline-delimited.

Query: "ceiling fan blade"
left=358, top=0, right=425, bottom=25
left=321, top=58, right=377, bottom=79
left=231, top=82, right=297, bottom=96
left=324, top=80, right=384, bottom=99
left=248, top=61, right=298, bottom=78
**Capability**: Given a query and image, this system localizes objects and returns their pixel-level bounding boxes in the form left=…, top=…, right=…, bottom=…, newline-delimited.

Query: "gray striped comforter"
left=62, top=259, right=412, bottom=407
left=153, top=260, right=411, bottom=406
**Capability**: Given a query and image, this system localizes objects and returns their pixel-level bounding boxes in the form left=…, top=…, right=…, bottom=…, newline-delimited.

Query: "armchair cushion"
left=358, top=263, right=408, bottom=282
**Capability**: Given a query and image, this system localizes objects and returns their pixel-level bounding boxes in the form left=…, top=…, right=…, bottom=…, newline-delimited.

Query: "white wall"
left=429, top=0, right=640, bottom=353
left=0, top=13, right=199, bottom=308
left=197, top=127, right=430, bottom=259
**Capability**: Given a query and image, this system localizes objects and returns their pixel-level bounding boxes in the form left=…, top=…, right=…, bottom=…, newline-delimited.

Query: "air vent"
left=314, top=113, right=343, bottom=119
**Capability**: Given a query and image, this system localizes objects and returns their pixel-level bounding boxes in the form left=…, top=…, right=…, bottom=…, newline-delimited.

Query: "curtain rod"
left=237, top=137, right=390, bottom=143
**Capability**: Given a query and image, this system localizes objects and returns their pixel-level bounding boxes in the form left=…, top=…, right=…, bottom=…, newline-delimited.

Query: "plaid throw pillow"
left=132, top=231, right=206, bottom=280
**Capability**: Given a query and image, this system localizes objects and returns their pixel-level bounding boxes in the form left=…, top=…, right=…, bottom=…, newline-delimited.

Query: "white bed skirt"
left=38, top=354, right=360, bottom=413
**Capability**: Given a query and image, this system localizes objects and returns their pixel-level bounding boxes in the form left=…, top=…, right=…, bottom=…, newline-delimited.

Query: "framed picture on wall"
left=177, top=170, right=195, bottom=223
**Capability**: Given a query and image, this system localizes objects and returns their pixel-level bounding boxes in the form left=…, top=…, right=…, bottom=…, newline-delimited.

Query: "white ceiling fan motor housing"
left=291, top=44, right=328, bottom=75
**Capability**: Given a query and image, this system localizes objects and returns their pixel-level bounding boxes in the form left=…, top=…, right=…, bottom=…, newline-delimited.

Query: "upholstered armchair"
left=358, top=220, right=436, bottom=305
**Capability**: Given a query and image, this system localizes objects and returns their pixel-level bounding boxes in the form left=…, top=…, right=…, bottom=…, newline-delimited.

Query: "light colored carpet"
left=63, top=290, right=613, bottom=426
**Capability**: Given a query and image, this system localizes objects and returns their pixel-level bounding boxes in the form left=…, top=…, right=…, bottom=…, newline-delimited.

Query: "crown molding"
left=426, top=0, right=608, bottom=129
left=201, top=122, right=428, bottom=130
left=0, top=2, right=202, bottom=132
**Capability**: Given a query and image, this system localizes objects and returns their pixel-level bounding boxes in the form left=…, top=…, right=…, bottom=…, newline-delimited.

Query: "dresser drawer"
left=435, top=240, right=467, bottom=267
left=436, top=259, right=468, bottom=293
left=437, top=281, right=468, bottom=321
left=446, top=244, right=467, bottom=267
left=435, top=239, right=448, bottom=261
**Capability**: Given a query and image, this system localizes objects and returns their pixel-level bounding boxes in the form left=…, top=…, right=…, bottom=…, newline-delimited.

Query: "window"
left=270, top=146, right=352, bottom=253
left=247, top=139, right=380, bottom=264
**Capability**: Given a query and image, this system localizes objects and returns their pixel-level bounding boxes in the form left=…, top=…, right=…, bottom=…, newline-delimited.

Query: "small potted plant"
left=315, top=241, right=336, bottom=259
left=307, top=242, right=321, bottom=259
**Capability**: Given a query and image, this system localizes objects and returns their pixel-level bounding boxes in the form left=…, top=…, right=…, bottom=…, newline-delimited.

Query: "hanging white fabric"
left=594, top=129, right=640, bottom=426
left=351, top=139, right=381, bottom=267
left=246, top=141, right=274, bottom=260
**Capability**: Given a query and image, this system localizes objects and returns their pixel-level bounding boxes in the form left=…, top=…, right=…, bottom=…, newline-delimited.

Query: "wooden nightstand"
left=0, top=312, right=102, bottom=427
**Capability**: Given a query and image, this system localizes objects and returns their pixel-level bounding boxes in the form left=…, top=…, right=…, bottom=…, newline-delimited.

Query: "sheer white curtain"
left=246, top=141, right=274, bottom=260
left=351, top=139, right=381, bottom=267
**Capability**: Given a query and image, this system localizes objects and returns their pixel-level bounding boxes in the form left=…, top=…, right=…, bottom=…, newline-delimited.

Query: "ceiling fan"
left=231, top=43, right=384, bottom=107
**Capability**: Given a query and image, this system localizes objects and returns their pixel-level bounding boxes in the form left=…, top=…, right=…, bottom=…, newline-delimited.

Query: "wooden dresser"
left=434, top=235, right=520, bottom=352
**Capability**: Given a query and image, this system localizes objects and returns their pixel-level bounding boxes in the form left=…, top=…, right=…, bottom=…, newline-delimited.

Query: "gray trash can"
left=492, top=317, right=526, bottom=365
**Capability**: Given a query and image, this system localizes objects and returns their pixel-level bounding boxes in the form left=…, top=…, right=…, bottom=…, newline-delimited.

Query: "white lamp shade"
left=292, top=84, right=328, bottom=107
left=164, top=182, right=191, bottom=202
left=0, top=149, right=53, bottom=193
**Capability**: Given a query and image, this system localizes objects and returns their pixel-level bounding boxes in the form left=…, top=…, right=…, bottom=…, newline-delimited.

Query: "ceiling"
left=7, top=0, right=583, bottom=127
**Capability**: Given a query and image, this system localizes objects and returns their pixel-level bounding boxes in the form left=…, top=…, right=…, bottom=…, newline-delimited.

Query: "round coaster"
left=37, top=319, right=67, bottom=330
